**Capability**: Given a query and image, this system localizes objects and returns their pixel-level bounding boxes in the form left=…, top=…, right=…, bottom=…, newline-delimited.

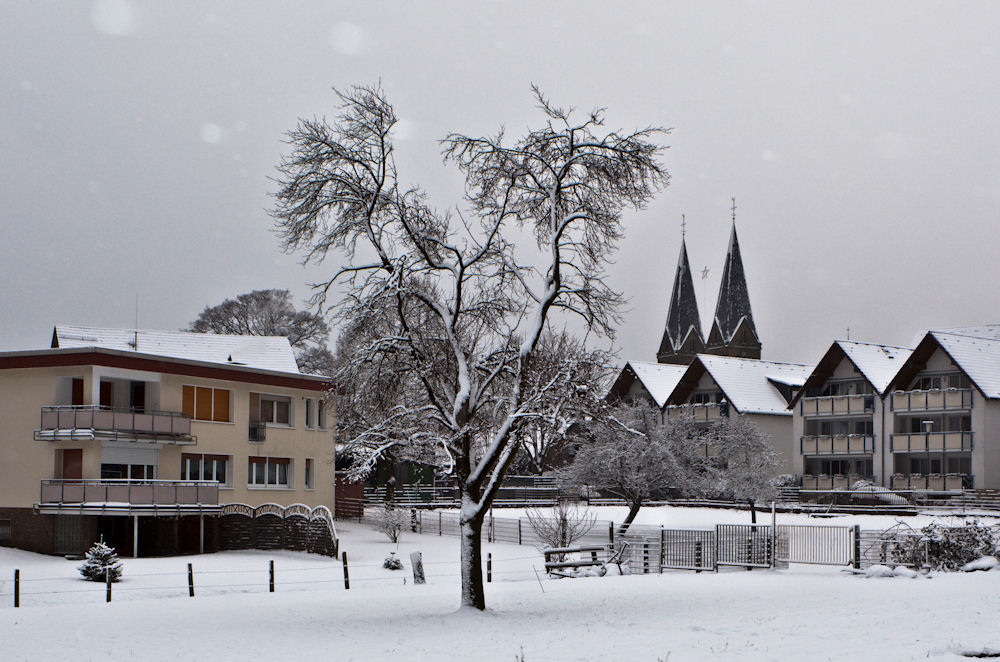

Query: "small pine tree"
left=78, top=541, right=123, bottom=582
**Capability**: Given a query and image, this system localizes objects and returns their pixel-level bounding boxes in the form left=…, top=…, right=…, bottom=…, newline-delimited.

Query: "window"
left=690, top=391, right=722, bottom=404
left=250, top=393, right=292, bottom=426
left=101, top=463, right=155, bottom=480
left=912, top=372, right=971, bottom=390
left=304, top=458, right=314, bottom=489
left=305, top=399, right=315, bottom=428
left=181, top=453, right=231, bottom=486
left=182, top=386, right=231, bottom=422
left=317, top=400, right=328, bottom=429
left=248, top=456, right=291, bottom=488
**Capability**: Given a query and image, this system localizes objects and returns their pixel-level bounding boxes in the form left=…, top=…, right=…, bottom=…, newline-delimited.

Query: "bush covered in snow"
left=375, top=504, right=408, bottom=543
left=877, top=520, right=999, bottom=571
left=78, top=541, right=123, bottom=582
left=383, top=552, right=404, bottom=570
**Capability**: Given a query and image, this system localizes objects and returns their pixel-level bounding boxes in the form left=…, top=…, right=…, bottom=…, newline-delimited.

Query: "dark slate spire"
left=707, top=217, right=761, bottom=359
left=657, top=236, right=705, bottom=364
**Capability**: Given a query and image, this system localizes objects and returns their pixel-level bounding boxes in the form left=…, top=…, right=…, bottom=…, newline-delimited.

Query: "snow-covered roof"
left=692, top=355, right=812, bottom=415
left=626, top=361, right=688, bottom=408
left=926, top=326, right=1000, bottom=399
left=836, top=340, right=913, bottom=395
left=53, top=325, right=301, bottom=374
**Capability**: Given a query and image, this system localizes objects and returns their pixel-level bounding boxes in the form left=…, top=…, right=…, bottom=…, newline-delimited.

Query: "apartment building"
left=662, top=355, right=811, bottom=474
left=0, top=326, right=334, bottom=556
left=789, top=340, right=911, bottom=489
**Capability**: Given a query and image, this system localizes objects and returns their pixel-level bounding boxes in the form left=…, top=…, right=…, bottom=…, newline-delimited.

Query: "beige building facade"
left=0, top=329, right=334, bottom=557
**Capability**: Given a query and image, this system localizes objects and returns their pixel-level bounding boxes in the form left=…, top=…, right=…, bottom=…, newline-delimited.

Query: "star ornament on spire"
left=701, top=266, right=710, bottom=280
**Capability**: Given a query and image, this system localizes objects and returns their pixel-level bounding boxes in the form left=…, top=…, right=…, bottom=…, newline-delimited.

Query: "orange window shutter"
left=214, top=389, right=231, bottom=422
left=195, top=387, right=213, bottom=421
left=182, top=386, right=195, bottom=418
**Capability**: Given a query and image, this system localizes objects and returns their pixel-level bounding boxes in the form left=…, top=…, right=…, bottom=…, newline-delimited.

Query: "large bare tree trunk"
left=617, top=500, right=642, bottom=537
left=459, top=491, right=486, bottom=610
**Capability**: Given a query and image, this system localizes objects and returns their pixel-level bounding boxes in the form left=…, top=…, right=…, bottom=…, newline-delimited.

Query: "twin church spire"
left=656, top=203, right=760, bottom=365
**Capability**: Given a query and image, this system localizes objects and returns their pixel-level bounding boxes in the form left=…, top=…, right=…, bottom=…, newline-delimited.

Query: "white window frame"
left=248, top=456, right=293, bottom=488
left=304, top=457, right=315, bottom=490
left=257, top=394, right=293, bottom=427
left=180, top=453, right=233, bottom=488
left=305, top=398, right=315, bottom=429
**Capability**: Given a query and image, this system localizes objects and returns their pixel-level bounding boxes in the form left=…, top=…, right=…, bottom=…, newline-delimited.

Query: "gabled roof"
left=889, top=325, right=1000, bottom=399
left=669, top=354, right=812, bottom=416
left=711, top=223, right=757, bottom=345
left=657, top=238, right=704, bottom=359
left=53, top=325, right=301, bottom=375
left=790, top=340, right=913, bottom=407
left=607, top=361, right=687, bottom=408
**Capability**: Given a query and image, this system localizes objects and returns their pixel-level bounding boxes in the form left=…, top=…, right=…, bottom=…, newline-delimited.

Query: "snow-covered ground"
left=3, top=506, right=999, bottom=661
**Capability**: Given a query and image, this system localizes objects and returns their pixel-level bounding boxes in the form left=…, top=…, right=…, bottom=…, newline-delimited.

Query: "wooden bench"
left=543, top=545, right=608, bottom=576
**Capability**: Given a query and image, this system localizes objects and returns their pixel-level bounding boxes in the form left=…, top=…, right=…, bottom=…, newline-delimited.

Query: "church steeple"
left=657, top=219, right=705, bottom=364
left=706, top=201, right=760, bottom=359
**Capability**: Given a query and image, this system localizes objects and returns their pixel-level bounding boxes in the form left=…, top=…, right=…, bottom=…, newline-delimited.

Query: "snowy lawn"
left=3, top=508, right=1000, bottom=661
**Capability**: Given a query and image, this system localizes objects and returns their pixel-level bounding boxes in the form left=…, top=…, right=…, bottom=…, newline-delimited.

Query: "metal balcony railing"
left=890, top=431, right=973, bottom=452
left=890, top=473, right=971, bottom=491
left=36, top=405, right=194, bottom=443
left=800, top=474, right=877, bottom=490
left=38, top=479, right=220, bottom=507
left=664, top=402, right=729, bottom=422
left=800, top=394, right=874, bottom=416
left=800, top=434, right=874, bottom=455
left=891, top=388, right=972, bottom=412
left=248, top=420, right=267, bottom=442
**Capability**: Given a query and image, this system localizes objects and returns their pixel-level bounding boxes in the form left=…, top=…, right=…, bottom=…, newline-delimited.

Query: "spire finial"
left=681, top=214, right=687, bottom=240
left=731, top=197, right=737, bottom=223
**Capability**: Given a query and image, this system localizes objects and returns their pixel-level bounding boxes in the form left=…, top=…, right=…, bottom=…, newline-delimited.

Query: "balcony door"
left=62, top=449, right=82, bottom=480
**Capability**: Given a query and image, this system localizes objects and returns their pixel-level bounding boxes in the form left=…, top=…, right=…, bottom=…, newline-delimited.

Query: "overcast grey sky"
left=3, top=1, right=999, bottom=367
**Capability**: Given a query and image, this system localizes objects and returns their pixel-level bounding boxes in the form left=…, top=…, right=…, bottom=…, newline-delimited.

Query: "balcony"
left=36, top=479, right=220, bottom=515
left=248, top=420, right=267, bottom=442
left=800, top=474, right=875, bottom=490
left=35, top=406, right=195, bottom=444
left=800, top=434, right=874, bottom=455
left=890, top=431, right=973, bottom=452
left=890, top=474, right=970, bottom=491
left=891, top=388, right=972, bottom=412
left=664, top=402, right=729, bottom=422
left=800, top=394, right=874, bottom=416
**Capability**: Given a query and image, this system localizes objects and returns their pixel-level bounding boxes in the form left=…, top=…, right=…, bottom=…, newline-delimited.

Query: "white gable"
left=54, top=325, right=301, bottom=375
left=837, top=340, right=912, bottom=395
left=696, top=355, right=812, bottom=416
left=626, top=361, right=688, bottom=408
left=928, top=326, right=1000, bottom=399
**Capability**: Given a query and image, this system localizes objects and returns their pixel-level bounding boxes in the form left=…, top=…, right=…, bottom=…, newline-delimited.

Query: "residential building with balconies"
left=883, top=326, right=1000, bottom=491
left=0, top=326, right=333, bottom=557
left=789, top=340, right=911, bottom=490
left=663, top=355, right=812, bottom=474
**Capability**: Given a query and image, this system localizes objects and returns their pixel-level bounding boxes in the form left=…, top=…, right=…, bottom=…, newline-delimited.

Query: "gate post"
left=853, top=525, right=862, bottom=569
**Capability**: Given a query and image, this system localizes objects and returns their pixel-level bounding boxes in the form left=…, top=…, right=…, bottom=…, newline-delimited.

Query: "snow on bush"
left=78, top=541, right=123, bottom=583
left=875, top=519, right=999, bottom=571
left=864, top=564, right=895, bottom=578
left=375, top=504, right=409, bottom=543
left=383, top=552, right=404, bottom=570
left=960, top=556, right=998, bottom=572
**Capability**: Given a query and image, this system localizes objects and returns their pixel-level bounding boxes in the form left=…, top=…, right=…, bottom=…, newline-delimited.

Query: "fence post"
left=410, top=551, right=426, bottom=584
left=609, top=522, right=614, bottom=547
left=489, top=511, right=494, bottom=543
left=695, top=542, right=703, bottom=573
left=518, top=519, right=522, bottom=545
left=342, top=551, right=350, bottom=590
left=418, top=510, right=423, bottom=534
left=269, top=560, right=275, bottom=593
left=659, top=527, right=665, bottom=574
left=14, top=569, right=19, bottom=608
left=487, top=553, right=492, bottom=583
left=106, top=569, right=112, bottom=603
left=439, top=511, right=442, bottom=536
left=187, top=563, right=195, bottom=597
left=853, top=525, right=862, bottom=570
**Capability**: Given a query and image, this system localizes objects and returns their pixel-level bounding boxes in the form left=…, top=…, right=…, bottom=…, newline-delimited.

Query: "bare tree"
left=271, top=84, right=668, bottom=610
left=702, top=415, right=777, bottom=524
left=561, top=405, right=701, bottom=535
left=525, top=500, right=597, bottom=554
left=187, top=289, right=334, bottom=375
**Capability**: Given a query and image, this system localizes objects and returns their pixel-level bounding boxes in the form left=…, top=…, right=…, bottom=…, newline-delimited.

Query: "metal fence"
left=350, top=506, right=937, bottom=572
left=774, top=524, right=856, bottom=566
